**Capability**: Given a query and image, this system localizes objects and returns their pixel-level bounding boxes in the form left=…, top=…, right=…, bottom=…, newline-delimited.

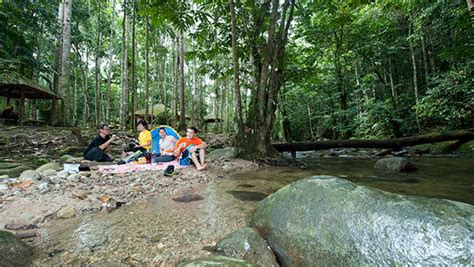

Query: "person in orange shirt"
left=174, top=127, right=207, bottom=170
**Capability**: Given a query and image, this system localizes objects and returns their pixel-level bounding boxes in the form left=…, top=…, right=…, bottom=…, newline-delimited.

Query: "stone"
left=0, top=174, right=9, bottom=180
left=75, top=221, right=108, bottom=251
left=0, top=230, right=33, bottom=267
left=37, top=182, right=49, bottom=191
left=216, top=227, right=278, bottom=267
left=57, top=207, right=76, bottom=219
left=34, top=157, right=49, bottom=166
left=458, top=140, right=474, bottom=156
left=207, top=147, right=236, bottom=161
left=18, top=170, right=40, bottom=182
left=56, top=170, right=69, bottom=179
left=177, top=256, right=257, bottom=267
left=0, top=166, right=31, bottom=178
left=60, top=154, right=83, bottom=163
left=0, top=183, right=9, bottom=191
left=49, top=176, right=63, bottom=185
left=374, top=157, right=417, bottom=172
left=67, top=174, right=81, bottom=183
left=250, top=176, right=473, bottom=266
left=41, top=169, right=57, bottom=177
left=36, top=162, right=62, bottom=173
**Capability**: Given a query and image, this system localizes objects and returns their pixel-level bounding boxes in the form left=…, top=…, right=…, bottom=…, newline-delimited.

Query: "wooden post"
left=19, top=88, right=25, bottom=125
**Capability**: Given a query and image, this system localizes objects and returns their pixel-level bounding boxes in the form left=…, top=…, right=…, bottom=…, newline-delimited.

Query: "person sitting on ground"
left=84, top=123, right=118, bottom=162
left=122, top=120, right=152, bottom=157
left=156, top=127, right=177, bottom=162
left=174, top=126, right=207, bottom=170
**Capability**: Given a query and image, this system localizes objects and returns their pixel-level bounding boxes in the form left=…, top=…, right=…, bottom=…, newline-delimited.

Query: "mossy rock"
left=0, top=166, right=31, bottom=178
left=34, top=157, right=50, bottom=166
left=0, top=230, right=33, bottom=267
left=411, top=141, right=458, bottom=154
left=250, top=176, right=473, bottom=266
left=458, top=140, right=474, bottom=156
left=0, top=162, right=22, bottom=169
left=208, top=147, right=236, bottom=161
left=216, top=227, right=278, bottom=266
left=11, top=134, right=28, bottom=142
left=178, top=256, right=257, bottom=267
left=60, top=154, right=83, bottom=163
left=60, top=147, right=84, bottom=156
left=36, top=162, right=62, bottom=173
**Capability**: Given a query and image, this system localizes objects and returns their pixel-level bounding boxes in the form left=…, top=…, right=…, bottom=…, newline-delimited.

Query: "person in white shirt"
left=156, top=127, right=177, bottom=162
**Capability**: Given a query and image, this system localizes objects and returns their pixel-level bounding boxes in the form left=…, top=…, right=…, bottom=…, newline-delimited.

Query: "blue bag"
left=178, top=145, right=194, bottom=166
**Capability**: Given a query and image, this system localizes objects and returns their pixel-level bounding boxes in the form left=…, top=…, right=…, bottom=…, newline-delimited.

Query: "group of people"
left=83, top=121, right=207, bottom=171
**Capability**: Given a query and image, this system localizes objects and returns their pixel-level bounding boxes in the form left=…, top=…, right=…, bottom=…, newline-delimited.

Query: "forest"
left=1, top=1, right=473, bottom=265
left=1, top=0, right=473, bottom=158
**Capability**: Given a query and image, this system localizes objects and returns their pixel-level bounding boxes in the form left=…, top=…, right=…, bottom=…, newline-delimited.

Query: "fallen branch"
left=273, top=130, right=474, bottom=152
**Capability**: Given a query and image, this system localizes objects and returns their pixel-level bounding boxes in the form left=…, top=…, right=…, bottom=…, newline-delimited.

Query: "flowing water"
left=31, top=155, right=473, bottom=265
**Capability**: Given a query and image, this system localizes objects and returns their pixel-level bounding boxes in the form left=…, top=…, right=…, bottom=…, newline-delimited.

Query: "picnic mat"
left=98, top=161, right=185, bottom=174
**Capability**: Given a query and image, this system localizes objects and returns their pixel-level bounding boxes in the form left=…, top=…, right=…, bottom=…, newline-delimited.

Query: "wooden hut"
left=0, top=74, right=59, bottom=125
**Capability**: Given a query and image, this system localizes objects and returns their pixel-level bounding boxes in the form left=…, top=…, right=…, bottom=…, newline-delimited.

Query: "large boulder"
left=216, top=228, right=278, bottom=267
left=374, top=157, right=417, bottom=172
left=178, top=256, right=257, bottom=267
left=36, top=162, right=62, bottom=173
left=60, top=154, right=83, bottom=163
left=207, top=147, right=236, bottom=161
left=458, top=140, right=474, bottom=156
left=250, top=176, right=473, bottom=266
left=0, top=230, right=34, bottom=267
left=0, top=164, right=31, bottom=178
left=18, top=170, right=40, bottom=182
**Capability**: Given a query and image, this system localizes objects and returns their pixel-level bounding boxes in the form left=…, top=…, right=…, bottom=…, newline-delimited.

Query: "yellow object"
left=138, top=129, right=152, bottom=150
left=133, top=157, right=147, bottom=164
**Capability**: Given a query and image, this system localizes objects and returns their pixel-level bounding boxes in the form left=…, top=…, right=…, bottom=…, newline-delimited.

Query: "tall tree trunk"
left=73, top=69, right=77, bottom=126
left=190, top=57, right=196, bottom=126
left=51, top=0, right=64, bottom=126
left=420, top=32, right=429, bottom=85
left=236, top=0, right=295, bottom=159
left=307, top=103, right=315, bottom=140
left=226, top=76, right=232, bottom=133
left=229, top=0, right=244, bottom=134
left=334, top=29, right=347, bottom=137
left=174, top=37, right=178, bottom=127
left=468, top=0, right=473, bottom=11
left=280, top=82, right=291, bottom=142
left=145, top=16, right=150, bottom=124
left=60, top=0, right=72, bottom=126
left=408, top=17, right=421, bottom=132
left=214, top=78, right=220, bottom=132
left=220, top=73, right=226, bottom=133
left=130, top=0, right=136, bottom=129
left=105, top=0, right=116, bottom=123
left=388, top=58, right=398, bottom=107
left=80, top=49, right=90, bottom=126
left=95, top=1, right=102, bottom=125
left=178, top=32, right=186, bottom=132
left=121, top=0, right=129, bottom=129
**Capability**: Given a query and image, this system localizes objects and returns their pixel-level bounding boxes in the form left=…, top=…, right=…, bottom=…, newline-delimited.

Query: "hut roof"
left=0, top=73, right=59, bottom=99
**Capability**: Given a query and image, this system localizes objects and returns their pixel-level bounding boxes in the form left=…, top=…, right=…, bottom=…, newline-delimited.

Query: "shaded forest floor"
left=0, top=126, right=473, bottom=264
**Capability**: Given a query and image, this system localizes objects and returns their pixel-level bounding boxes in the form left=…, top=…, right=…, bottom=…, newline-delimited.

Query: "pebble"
left=67, top=174, right=81, bottom=183
left=56, top=206, right=76, bottom=219
left=50, top=176, right=63, bottom=184
left=0, top=183, right=9, bottom=191
left=57, top=171, right=69, bottom=179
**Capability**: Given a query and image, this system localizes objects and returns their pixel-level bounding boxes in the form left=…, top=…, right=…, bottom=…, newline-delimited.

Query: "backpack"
left=178, top=145, right=193, bottom=166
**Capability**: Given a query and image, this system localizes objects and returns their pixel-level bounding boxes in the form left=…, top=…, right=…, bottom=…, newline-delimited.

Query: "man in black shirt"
left=84, top=124, right=118, bottom=162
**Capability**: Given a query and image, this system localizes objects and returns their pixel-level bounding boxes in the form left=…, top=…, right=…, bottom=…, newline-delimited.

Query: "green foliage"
left=417, top=62, right=474, bottom=129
